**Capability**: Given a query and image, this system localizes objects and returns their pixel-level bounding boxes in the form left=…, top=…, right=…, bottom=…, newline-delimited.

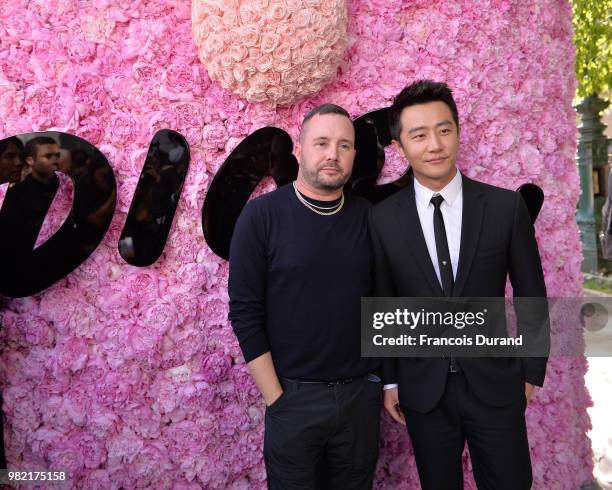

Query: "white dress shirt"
left=383, top=170, right=464, bottom=390
left=414, top=170, right=463, bottom=285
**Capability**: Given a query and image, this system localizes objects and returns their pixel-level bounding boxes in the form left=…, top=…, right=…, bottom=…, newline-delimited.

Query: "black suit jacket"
left=369, top=171, right=549, bottom=413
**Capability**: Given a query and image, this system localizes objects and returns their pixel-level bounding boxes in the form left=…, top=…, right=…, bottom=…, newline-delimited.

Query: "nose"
left=428, top=133, right=443, bottom=152
left=325, top=145, right=339, bottom=161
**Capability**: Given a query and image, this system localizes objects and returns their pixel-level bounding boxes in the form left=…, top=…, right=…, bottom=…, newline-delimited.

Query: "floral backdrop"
left=0, top=0, right=593, bottom=488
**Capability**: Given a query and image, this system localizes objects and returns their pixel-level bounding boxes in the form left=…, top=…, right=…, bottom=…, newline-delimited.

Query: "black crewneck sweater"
left=228, top=184, right=379, bottom=380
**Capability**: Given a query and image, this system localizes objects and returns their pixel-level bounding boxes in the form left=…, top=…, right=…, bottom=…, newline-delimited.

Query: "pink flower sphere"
left=192, top=0, right=348, bottom=105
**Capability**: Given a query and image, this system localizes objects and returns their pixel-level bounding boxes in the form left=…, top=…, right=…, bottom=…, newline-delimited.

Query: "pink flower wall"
left=0, top=0, right=593, bottom=488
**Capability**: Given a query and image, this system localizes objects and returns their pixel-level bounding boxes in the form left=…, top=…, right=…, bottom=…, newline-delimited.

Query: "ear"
left=391, top=139, right=405, bottom=159
left=25, top=156, right=34, bottom=168
left=294, top=142, right=302, bottom=164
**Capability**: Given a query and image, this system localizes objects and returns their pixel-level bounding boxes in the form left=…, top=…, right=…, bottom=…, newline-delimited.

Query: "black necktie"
left=431, top=194, right=454, bottom=297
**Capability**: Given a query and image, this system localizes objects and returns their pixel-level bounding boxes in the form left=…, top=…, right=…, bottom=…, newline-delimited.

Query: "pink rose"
left=233, top=66, right=247, bottom=83
left=87, top=407, right=118, bottom=439
left=106, top=427, right=144, bottom=466
left=131, top=62, right=159, bottom=85
left=23, top=85, right=54, bottom=127
left=162, top=420, right=203, bottom=464
left=129, top=442, right=173, bottom=487
left=120, top=404, right=161, bottom=439
left=3, top=9, right=40, bottom=43
left=78, top=470, right=111, bottom=489
left=150, top=375, right=179, bottom=414
left=77, top=117, right=105, bottom=144
left=47, top=442, right=85, bottom=477
left=72, top=72, right=109, bottom=116
left=202, top=124, right=229, bottom=150
left=106, top=112, right=139, bottom=145
left=61, top=386, right=91, bottom=427
left=260, top=33, right=281, bottom=53
left=266, top=84, right=284, bottom=100
left=161, top=63, right=199, bottom=101
left=222, top=10, right=238, bottom=27
left=294, top=9, right=312, bottom=28
left=229, top=44, right=248, bottom=62
left=140, top=299, right=179, bottom=333
left=20, top=348, right=50, bottom=381
left=0, top=77, right=24, bottom=119
left=201, top=293, right=230, bottom=328
left=218, top=404, right=250, bottom=436
left=200, top=351, right=232, bottom=383
left=239, top=5, right=261, bottom=24
left=69, top=432, right=107, bottom=469
left=67, top=39, right=96, bottom=63
left=220, top=53, right=234, bottom=69
left=268, top=3, right=287, bottom=21
left=255, top=54, right=273, bottom=72
left=302, top=41, right=320, bottom=61
left=96, top=372, right=131, bottom=408
left=239, top=27, right=260, bottom=48
left=2, top=352, right=29, bottom=387
left=33, top=369, right=71, bottom=403
left=56, top=336, right=89, bottom=372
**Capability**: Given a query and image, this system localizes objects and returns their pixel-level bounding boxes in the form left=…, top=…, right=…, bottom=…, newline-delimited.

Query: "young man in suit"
left=369, top=80, right=549, bottom=489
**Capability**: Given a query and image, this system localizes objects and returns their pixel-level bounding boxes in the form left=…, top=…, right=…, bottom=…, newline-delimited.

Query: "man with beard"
left=229, top=104, right=381, bottom=489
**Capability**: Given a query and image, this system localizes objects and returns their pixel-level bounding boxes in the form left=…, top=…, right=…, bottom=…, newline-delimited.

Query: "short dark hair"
left=388, top=80, right=459, bottom=141
left=23, top=136, right=58, bottom=160
left=299, top=103, right=353, bottom=141
left=0, top=136, right=23, bottom=156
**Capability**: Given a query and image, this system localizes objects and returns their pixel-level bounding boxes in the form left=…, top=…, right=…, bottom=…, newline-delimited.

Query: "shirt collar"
left=414, top=169, right=462, bottom=208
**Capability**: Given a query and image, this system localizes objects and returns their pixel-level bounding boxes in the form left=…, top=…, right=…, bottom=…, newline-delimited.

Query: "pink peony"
left=56, top=336, right=89, bottom=372
left=96, top=372, right=131, bottom=409
left=72, top=72, right=109, bottom=116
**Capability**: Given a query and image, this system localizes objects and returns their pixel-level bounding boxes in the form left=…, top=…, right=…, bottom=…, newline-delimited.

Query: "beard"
left=300, top=161, right=349, bottom=191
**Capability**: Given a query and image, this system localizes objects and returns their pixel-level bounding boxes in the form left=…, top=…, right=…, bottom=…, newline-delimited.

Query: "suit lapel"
left=394, top=179, right=444, bottom=297
left=453, top=175, right=485, bottom=297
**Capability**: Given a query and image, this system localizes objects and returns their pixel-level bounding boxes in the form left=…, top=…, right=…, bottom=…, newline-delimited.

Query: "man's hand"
left=247, top=352, right=284, bottom=407
left=383, top=388, right=406, bottom=425
left=265, top=388, right=284, bottom=407
left=525, top=382, right=535, bottom=403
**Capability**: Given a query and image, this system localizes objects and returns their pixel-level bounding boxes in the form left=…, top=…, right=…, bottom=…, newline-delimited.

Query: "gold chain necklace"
left=292, top=182, right=345, bottom=216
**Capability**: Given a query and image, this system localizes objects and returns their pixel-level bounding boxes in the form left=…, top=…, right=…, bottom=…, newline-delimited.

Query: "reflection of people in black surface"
left=60, top=147, right=91, bottom=185
left=119, top=131, right=187, bottom=265
left=23, top=136, right=60, bottom=184
left=0, top=137, right=60, bottom=254
left=0, top=136, right=24, bottom=185
left=0, top=132, right=117, bottom=298
left=72, top=153, right=116, bottom=253
left=202, top=128, right=298, bottom=259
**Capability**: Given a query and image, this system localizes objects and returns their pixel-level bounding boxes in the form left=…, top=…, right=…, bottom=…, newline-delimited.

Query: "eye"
left=412, top=134, right=425, bottom=140
left=440, top=128, right=451, bottom=135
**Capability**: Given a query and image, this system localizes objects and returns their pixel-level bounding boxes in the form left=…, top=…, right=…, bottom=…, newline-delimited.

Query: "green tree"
left=572, top=0, right=612, bottom=98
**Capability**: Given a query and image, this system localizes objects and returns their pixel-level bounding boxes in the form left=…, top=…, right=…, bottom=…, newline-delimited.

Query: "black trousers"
left=264, top=375, right=382, bottom=490
left=402, top=372, right=531, bottom=490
